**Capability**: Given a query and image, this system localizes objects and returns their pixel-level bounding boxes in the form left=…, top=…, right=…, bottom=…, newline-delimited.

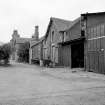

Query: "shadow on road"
left=0, top=63, right=13, bottom=67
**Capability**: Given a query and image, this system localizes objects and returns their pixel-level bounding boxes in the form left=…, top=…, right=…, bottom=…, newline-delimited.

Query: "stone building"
left=10, top=30, right=32, bottom=61
left=43, top=17, right=73, bottom=66
left=29, top=26, right=40, bottom=64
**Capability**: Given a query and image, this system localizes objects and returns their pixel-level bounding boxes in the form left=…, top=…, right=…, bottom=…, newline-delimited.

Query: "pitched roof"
left=51, top=17, right=73, bottom=31
left=45, top=17, right=73, bottom=38
left=16, top=38, right=32, bottom=44
left=30, top=36, right=45, bottom=48
left=63, top=17, right=81, bottom=32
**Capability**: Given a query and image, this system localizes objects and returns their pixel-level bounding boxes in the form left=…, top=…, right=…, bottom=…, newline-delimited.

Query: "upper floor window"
left=64, top=31, right=67, bottom=41
left=52, top=31, right=54, bottom=42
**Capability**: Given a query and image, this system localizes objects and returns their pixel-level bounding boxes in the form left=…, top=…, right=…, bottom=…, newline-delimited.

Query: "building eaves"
left=61, top=17, right=80, bottom=32
left=45, top=17, right=72, bottom=38
left=16, top=38, right=32, bottom=44
left=30, top=36, right=45, bottom=48
left=51, top=17, right=73, bottom=31
left=81, top=11, right=105, bottom=16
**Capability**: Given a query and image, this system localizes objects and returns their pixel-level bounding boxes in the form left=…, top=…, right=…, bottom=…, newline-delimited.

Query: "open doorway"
left=71, top=41, right=84, bottom=68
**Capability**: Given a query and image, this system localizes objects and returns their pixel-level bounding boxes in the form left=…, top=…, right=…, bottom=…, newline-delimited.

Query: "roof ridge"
left=63, top=17, right=80, bottom=31
left=51, top=17, right=72, bottom=22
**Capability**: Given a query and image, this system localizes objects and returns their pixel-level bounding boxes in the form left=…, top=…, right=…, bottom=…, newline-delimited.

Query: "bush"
left=0, top=43, right=12, bottom=64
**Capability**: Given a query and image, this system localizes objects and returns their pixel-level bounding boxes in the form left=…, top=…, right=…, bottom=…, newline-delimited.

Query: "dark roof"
left=30, top=36, right=45, bottom=47
left=63, top=17, right=80, bottom=32
left=16, top=38, right=32, bottom=44
left=51, top=17, right=72, bottom=31
left=81, top=12, right=105, bottom=16
left=45, top=17, right=72, bottom=38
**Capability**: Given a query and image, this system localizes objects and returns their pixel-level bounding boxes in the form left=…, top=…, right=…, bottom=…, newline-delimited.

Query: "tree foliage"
left=17, top=42, right=30, bottom=63
left=0, top=43, right=12, bottom=64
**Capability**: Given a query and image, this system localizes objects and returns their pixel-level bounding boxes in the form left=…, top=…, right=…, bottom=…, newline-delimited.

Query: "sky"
left=0, top=0, right=105, bottom=43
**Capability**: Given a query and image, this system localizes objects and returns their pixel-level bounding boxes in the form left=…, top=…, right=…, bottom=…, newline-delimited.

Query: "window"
left=52, top=31, right=54, bottom=42
left=64, top=31, right=67, bottom=41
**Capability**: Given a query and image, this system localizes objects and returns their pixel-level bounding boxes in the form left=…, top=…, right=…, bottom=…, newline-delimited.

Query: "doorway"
left=71, top=41, right=84, bottom=68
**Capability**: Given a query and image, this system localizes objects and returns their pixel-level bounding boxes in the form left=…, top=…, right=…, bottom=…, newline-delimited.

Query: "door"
left=71, top=41, right=84, bottom=68
left=87, top=51, right=105, bottom=74
left=60, top=44, right=71, bottom=67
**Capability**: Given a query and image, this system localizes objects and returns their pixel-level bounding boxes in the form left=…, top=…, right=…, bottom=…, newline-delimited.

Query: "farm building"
left=58, top=12, right=105, bottom=74
left=58, top=17, right=85, bottom=68
left=29, top=12, right=105, bottom=74
left=43, top=17, right=73, bottom=66
left=30, top=36, right=45, bottom=64
left=29, top=26, right=45, bottom=64
left=81, top=12, right=105, bottom=74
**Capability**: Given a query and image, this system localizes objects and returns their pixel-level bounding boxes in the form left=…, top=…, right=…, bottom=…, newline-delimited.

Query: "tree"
left=0, top=43, right=12, bottom=64
left=17, top=42, right=30, bottom=63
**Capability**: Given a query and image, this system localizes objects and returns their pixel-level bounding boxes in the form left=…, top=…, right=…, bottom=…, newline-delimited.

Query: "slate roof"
left=30, top=17, right=73, bottom=47
left=15, top=38, right=32, bottom=44
left=62, top=17, right=81, bottom=32
left=45, top=17, right=73, bottom=38
left=30, top=36, right=45, bottom=48
left=51, top=17, right=73, bottom=31
left=81, top=12, right=105, bottom=16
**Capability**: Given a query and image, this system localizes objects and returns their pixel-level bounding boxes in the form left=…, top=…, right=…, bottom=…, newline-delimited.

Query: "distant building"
left=29, top=36, right=45, bottom=64
left=29, top=26, right=40, bottom=64
left=10, top=30, right=32, bottom=61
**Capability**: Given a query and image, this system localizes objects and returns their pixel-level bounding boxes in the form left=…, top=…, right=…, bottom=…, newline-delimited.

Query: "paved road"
left=0, top=62, right=105, bottom=105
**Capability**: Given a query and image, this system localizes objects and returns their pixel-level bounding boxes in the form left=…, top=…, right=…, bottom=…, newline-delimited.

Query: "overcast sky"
left=0, top=0, right=105, bottom=43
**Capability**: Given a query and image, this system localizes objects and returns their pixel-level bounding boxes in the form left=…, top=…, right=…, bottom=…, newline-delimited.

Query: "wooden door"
left=60, top=44, right=71, bottom=67
left=87, top=51, right=105, bottom=74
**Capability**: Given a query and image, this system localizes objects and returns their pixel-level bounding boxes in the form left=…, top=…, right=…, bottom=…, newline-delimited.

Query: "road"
left=0, top=62, right=105, bottom=105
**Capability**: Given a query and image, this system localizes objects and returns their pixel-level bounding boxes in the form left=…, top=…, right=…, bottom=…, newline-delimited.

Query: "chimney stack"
left=32, top=26, right=39, bottom=41
left=12, top=30, right=20, bottom=39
